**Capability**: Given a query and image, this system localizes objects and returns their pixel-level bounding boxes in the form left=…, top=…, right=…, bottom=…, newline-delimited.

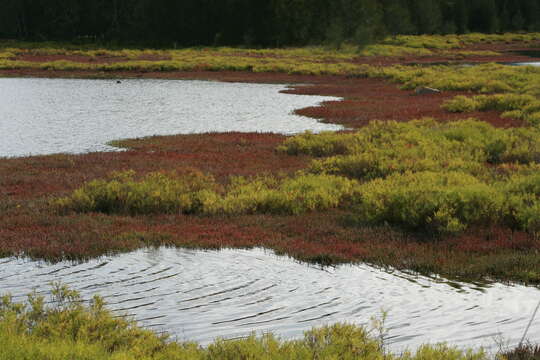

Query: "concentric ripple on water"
left=1, top=247, right=539, bottom=351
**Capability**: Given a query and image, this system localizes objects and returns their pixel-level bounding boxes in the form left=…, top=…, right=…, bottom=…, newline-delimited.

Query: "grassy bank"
left=0, top=285, right=497, bottom=360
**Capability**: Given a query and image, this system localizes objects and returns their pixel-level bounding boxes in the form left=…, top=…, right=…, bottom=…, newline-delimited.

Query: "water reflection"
left=1, top=247, right=538, bottom=351
left=510, top=62, right=540, bottom=67
left=0, top=78, right=342, bottom=158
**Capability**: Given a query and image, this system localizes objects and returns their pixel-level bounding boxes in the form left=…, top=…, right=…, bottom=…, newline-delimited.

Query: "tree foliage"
left=0, top=0, right=539, bottom=46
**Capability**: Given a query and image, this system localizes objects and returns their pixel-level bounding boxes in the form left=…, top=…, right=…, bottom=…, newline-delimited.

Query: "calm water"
left=0, top=78, right=342, bottom=158
left=512, top=62, right=540, bottom=67
left=1, top=247, right=539, bottom=352
left=512, top=50, right=540, bottom=59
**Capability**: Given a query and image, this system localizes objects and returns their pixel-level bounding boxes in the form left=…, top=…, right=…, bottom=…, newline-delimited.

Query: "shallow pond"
left=1, top=247, right=539, bottom=352
left=0, top=78, right=342, bottom=158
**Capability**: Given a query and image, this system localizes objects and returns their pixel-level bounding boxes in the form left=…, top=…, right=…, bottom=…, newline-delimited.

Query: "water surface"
left=0, top=78, right=341, bottom=158
left=512, top=50, right=540, bottom=59
left=509, top=61, right=540, bottom=67
left=1, top=247, right=538, bottom=352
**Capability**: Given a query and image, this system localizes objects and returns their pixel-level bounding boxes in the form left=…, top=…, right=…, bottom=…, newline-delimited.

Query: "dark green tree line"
left=1, top=0, right=539, bottom=46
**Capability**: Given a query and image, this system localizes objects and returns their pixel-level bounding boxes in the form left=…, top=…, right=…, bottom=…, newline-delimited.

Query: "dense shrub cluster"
left=502, top=172, right=540, bottom=233
left=368, top=63, right=540, bottom=127
left=55, top=170, right=219, bottom=215
left=220, top=174, right=357, bottom=215
left=383, top=33, right=540, bottom=49
left=0, top=56, right=368, bottom=77
left=0, top=286, right=489, bottom=360
left=57, top=171, right=357, bottom=216
left=354, top=171, right=503, bottom=233
left=443, top=94, right=540, bottom=126
left=57, top=119, right=540, bottom=235
left=58, top=119, right=540, bottom=234
left=281, top=119, right=540, bottom=174
left=281, top=119, right=540, bottom=233
left=374, top=63, right=540, bottom=95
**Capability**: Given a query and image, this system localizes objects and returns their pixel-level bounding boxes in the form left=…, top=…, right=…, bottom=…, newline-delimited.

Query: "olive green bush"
left=443, top=94, right=540, bottom=126
left=353, top=171, right=503, bottom=233
left=57, top=172, right=356, bottom=216
left=55, top=170, right=219, bottom=215
left=281, top=119, right=540, bottom=233
left=500, top=172, right=540, bottom=233
left=373, top=63, right=540, bottom=95
left=57, top=119, right=540, bottom=234
left=219, top=173, right=357, bottom=215
left=282, top=119, right=540, bottom=180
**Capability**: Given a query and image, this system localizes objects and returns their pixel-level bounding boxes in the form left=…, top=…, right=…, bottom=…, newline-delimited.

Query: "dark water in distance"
left=1, top=247, right=538, bottom=352
left=507, top=50, right=540, bottom=66
left=0, top=78, right=342, bottom=158
left=510, top=62, right=540, bottom=67
left=512, top=50, right=540, bottom=58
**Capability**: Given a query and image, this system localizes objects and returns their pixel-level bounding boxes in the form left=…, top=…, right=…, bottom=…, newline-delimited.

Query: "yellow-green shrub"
left=219, top=173, right=357, bottom=215
left=374, top=63, right=540, bottom=94
left=278, top=131, right=358, bottom=157
left=382, top=34, right=462, bottom=49
left=2, top=34, right=540, bottom=81
left=311, top=152, right=483, bottom=181
left=0, top=51, right=15, bottom=60
left=283, top=119, right=540, bottom=181
left=443, top=94, right=540, bottom=126
left=279, top=119, right=540, bottom=233
left=359, top=44, right=433, bottom=57
left=56, top=170, right=219, bottom=215
left=0, top=283, right=184, bottom=358
left=490, top=127, right=540, bottom=164
left=501, top=173, right=540, bottom=233
left=353, top=171, right=503, bottom=233
left=57, top=172, right=356, bottom=216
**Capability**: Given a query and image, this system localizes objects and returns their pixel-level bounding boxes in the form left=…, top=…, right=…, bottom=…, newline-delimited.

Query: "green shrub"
left=374, top=63, right=540, bottom=95
left=0, top=283, right=189, bottom=359
left=56, top=170, right=219, bottom=215
left=487, top=128, right=540, bottom=164
left=279, top=119, right=540, bottom=234
left=282, top=119, right=540, bottom=182
left=443, top=94, right=540, bottom=126
left=310, top=151, right=484, bottom=180
left=205, top=324, right=384, bottom=360
left=501, top=173, right=540, bottom=233
left=56, top=118, right=540, bottom=234
left=57, top=172, right=356, bottom=216
left=217, top=173, right=357, bottom=215
left=382, top=34, right=462, bottom=49
left=352, top=171, right=503, bottom=233
left=278, top=131, right=358, bottom=157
